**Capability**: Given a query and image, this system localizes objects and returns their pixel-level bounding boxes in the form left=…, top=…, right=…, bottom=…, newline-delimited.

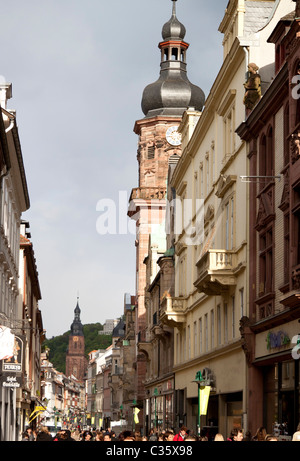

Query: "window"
left=240, top=288, right=244, bottom=318
left=259, top=227, right=273, bottom=295
left=225, top=203, right=229, bottom=250
left=199, top=318, right=203, bottom=354
left=217, top=305, right=221, bottom=345
left=225, top=197, right=235, bottom=250
left=200, top=164, right=204, bottom=199
left=211, top=309, right=214, bottom=349
left=211, top=142, right=215, bottom=184
left=206, top=154, right=209, bottom=195
left=232, top=296, right=235, bottom=339
left=259, top=129, right=274, bottom=190
left=284, top=214, right=290, bottom=284
left=194, top=321, right=197, bottom=357
left=179, top=256, right=186, bottom=296
left=171, top=48, right=178, bottom=61
left=205, top=314, right=208, bottom=352
left=188, top=325, right=191, bottom=359
left=224, top=303, right=228, bottom=343
left=224, top=104, right=236, bottom=158
left=147, top=145, right=155, bottom=159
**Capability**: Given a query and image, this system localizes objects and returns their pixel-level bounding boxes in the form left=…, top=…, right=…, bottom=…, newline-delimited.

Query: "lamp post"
left=154, top=388, right=159, bottom=429
left=193, top=371, right=204, bottom=437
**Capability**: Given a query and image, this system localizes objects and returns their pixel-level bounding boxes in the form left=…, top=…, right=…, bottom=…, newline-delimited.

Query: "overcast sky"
left=0, top=0, right=228, bottom=338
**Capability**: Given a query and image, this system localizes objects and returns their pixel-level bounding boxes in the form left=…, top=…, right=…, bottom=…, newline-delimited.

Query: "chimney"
left=0, top=83, right=12, bottom=110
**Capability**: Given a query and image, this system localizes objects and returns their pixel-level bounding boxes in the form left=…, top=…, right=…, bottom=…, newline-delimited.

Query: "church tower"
left=128, top=0, right=204, bottom=428
left=65, top=299, right=87, bottom=382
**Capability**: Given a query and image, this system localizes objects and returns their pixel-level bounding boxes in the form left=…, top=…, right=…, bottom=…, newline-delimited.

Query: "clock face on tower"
left=73, top=336, right=78, bottom=342
left=166, top=126, right=182, bottom=146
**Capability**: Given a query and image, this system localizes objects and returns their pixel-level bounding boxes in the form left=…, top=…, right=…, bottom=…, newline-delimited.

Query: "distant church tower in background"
left=65, top=299, right=87, bottom=382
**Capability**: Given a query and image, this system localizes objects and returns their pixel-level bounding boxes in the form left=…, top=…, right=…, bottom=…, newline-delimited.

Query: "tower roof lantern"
left=162, top=0, right=186, bottom=41
left=141, top=0, right=205, bottom=118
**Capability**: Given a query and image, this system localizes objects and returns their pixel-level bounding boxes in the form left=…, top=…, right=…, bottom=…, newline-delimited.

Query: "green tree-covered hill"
left=43, top=323, right=112, bottom=374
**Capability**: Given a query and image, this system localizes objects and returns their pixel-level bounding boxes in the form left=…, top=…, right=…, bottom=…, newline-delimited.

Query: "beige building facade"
left=169, top=0, right=294, bottom=438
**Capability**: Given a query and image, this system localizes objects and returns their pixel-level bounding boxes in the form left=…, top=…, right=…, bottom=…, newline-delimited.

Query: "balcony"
left=160, top=295, right=186, bottom=328
left=129, top=187, right=166, bottom=201
left=194, top=249, right=240, bottom=295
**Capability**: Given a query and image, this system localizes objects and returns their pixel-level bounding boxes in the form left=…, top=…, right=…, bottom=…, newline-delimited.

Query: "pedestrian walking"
left=173, top=426, right=187, bottom=441
left=26, top=427, right=35, bottom=441
left=227, top=428, right=243, bottom=441
left=82, top=430, right=93, bottom=441
left=21, top=431, right=30, bottom=441
left=252, top=426, right=267, bottom=441
left=36, top=426, right=53, bottom=441
left=148, top=428, right=157, bottom=441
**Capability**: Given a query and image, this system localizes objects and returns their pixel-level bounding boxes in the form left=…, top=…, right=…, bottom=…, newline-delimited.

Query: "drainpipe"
left=243, top=46, right=249, bottom=120
left=243, top=44, right=249, bottom=436
left=0, top=108, right=13, bottom=230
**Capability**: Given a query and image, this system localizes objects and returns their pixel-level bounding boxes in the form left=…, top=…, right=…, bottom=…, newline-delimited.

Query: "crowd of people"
left=21, top=423, right=300, bottom=442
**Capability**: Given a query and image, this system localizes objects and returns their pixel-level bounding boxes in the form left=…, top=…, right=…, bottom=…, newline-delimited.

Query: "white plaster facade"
left=169, top=0, right=294, bottom=438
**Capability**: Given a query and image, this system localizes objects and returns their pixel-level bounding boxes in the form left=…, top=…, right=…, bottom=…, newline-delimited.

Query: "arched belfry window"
left=172, top=47, right=178, bottom=60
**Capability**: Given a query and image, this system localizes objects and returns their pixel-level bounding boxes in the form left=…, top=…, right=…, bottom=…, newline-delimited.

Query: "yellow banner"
left=200, top=386, right=211, bottom=415
left=29, top=406, right=46, bottom=418
left=134, top=407, right=140, bottom=424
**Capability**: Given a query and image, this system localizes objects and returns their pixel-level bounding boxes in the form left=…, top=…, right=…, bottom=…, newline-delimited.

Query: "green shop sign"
left=266, top=331, right=291, bottom=351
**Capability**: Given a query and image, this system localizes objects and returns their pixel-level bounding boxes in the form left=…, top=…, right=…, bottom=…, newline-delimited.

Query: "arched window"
left=284, top=103, right=289, bottom=166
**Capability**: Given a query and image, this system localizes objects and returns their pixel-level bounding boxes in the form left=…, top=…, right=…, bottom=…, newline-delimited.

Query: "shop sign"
left=0, top=325, right=15, bottom=360
left=266, top=330, right=290, bottom=351
left=1, top=374, right=22, bottom=389
left=1, top=335, right=24, bottom=373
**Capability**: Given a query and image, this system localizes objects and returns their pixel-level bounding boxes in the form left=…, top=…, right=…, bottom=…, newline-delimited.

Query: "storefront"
left=253, top=323, right=300, bottom=438
left=146, top=378, right=175, bottom=432
left=255, top=358, right=299, bottom=437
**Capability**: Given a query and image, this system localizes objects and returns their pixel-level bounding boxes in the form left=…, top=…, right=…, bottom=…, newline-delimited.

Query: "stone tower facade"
left=128, top=0, right=205, bottom=431
left=65, top=300, right=87, bottom=382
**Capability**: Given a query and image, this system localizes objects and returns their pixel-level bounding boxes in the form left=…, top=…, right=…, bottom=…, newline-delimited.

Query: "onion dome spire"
left=70, top=298, right=84, bottom=336
left=162, top=0, right=186, bottom=41
left=141, top=0, right=205, bottom=118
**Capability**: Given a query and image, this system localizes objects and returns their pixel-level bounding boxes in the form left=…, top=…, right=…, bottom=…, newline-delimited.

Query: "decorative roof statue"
left=243, top=63, right=261, bottom=112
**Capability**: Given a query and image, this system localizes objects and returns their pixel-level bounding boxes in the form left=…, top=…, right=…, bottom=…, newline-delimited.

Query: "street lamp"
left=154, top=388, right=159, bottom=429
left=193, top=371, right=204, bottom=437
left=192, top=370, right=212, bottom=437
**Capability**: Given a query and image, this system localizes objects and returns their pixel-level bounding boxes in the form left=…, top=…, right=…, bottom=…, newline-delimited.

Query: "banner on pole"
left=134, top=407, right=140, bottom=424
left=200, top=386, right=211, bottom=415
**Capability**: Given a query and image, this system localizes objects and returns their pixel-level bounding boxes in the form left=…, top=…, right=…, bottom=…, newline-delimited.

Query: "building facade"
left=0, top=82, right=44, bottom=441
left=17, top=220, right=44, bottom=438
left=128, top=0, right=205, bottom=433
left=237, top=0, right=300, bottom=437
left=169, top=0, right=294, bottom=438
left=41, top=353, right=85, bottom=432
